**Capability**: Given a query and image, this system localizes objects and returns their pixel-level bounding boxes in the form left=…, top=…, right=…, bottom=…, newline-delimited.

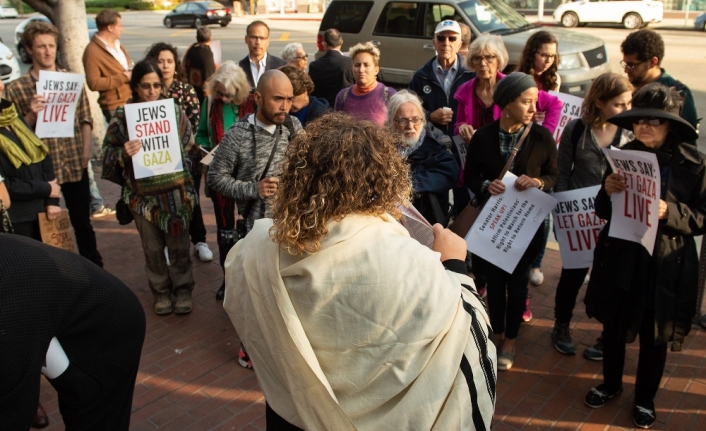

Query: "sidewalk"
left=36, top=168, right=706, bottom=430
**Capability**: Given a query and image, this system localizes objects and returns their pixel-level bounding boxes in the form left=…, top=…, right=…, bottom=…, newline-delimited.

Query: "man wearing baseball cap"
left=409, top=20, right=475, bottom=215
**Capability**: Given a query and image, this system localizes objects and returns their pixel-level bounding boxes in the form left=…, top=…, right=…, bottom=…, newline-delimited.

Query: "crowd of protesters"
left=0, top=8, right=703, bottom=431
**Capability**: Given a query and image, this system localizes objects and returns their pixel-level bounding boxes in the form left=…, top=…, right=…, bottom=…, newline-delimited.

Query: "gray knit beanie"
left=493, top=72, right=537, bottom=109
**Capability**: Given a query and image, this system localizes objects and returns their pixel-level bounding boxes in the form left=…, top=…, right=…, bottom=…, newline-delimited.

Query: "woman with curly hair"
left=195, top=60, right=255, bottom=300
left=223, top=112, right=496, bottom=430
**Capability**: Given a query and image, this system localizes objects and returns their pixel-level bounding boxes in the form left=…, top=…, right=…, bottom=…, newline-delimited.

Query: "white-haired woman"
left=334, top=41, right=396, bottom=126
left=280, top=42, right=308, bottom=70
left=454, top=34, right=509, bottom=143
left=194, top=60, right=254, bottom=300
left=387, top=90, right=459, bottom=226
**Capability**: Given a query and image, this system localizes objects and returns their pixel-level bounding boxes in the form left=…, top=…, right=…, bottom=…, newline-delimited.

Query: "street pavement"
left=1, top=10, right=704, bottom=430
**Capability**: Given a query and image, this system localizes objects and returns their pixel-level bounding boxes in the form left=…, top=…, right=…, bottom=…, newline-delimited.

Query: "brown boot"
left=32, top=402, right=49, bottom=429
left=154, top=293, right=172, bottom=315
left=174, top=289, right=192, bottom=315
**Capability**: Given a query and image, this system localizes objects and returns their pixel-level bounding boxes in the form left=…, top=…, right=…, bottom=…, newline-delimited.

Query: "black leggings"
left=210, top=191, right=237, bottom=269
left=554, top=266, right=591, bottom=325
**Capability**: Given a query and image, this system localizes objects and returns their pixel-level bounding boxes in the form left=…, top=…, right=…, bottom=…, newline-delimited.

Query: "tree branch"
left=21, top=0, right=55, bottom=21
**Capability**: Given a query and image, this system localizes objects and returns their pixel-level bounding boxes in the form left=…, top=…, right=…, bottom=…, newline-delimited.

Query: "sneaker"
left=239, top=344, right=253, bottom=369
left=194, top=242, right=213, bottom=262
left=529, top=268, right=544, bottom=286
left=164, top=246, right=171, bottom=267
left=583, top=337, right=604, bottom=361
left=154, top=293, right=172, bottom=315
left=585, top=385, right=623, bottom=408
left=552, top=323, right=577, bottom=355
left=497, top=347, right=515, bottom=371
left=633, top=405, right=656, bottom=428
left=522, top=297, right=532, bottom=322
left=174, top=289, right=192, bottom=315
left=92, top=205, right=116, bottom=218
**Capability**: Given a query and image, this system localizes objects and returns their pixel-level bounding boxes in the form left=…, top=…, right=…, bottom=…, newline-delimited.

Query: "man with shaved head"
left=207, top=70, right=302, bottom=308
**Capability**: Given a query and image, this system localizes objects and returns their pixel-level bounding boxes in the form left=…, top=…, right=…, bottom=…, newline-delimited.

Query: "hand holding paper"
left=124, top=139, right=143, bottom=157
left=432, top=224, right=467, bottom=262
left=604, top=173, right=627, bottom=195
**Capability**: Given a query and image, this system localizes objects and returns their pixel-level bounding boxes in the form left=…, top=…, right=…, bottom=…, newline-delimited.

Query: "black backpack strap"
left=571, top=119, right=587, bottom=151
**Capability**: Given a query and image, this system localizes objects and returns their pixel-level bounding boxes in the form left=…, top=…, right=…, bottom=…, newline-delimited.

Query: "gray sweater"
left=207, top=115, right=302, bottom=232
left=555, top=119, right=632, bottom=193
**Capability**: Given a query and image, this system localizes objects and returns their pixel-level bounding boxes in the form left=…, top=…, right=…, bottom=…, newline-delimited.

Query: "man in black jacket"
left=408, top=20, right=475, bottom=214
left=239, top=21, right=287, bottom=87
left=0, top=235, right=146, bottom=431
left=308, top=28, right=354, bottom=107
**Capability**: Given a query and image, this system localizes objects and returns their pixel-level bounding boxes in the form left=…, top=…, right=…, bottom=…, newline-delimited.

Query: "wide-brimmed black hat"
left=608, top=107, right=698, bottom=142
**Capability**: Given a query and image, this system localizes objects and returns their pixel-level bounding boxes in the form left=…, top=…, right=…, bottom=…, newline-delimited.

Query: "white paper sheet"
left=35, top=71, right=85, bottom=139
left=399, top=203, right=435, bottom=249
left=551, top=186, right=606, bottom=269
left=465, top=172, right=557, bottom=273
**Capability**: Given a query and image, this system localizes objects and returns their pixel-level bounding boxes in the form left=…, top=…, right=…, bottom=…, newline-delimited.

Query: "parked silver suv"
left=317, top=0, right=611, bottom=96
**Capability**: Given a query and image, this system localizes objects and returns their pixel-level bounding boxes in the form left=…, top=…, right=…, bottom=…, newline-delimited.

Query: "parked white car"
left=0, top=41, right=21, bottom=84
left=0, top=6, right=19, bottom=19
left=553, top=0, right=663, bottom=29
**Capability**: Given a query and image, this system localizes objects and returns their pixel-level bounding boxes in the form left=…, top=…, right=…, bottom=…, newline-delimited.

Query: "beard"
left=401, top=131, right=422, bottom=148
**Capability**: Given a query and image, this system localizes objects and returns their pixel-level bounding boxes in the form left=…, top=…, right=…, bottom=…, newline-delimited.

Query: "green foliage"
left=84, top=0, right=176, bottom=13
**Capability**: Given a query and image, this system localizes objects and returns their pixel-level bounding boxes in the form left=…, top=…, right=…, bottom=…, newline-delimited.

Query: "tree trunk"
left=22, top=0, right=106, bottom=159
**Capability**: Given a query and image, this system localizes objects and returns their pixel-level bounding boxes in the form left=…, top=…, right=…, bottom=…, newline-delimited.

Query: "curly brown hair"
left=516, top=31, right=559, bottom=92
left=270, top=112, right=412, bottom=255
left=279, top=65, right=315, bottom=95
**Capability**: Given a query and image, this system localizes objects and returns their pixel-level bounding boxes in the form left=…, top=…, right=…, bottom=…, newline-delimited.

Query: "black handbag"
left=115, top=196, right=134, bottom=225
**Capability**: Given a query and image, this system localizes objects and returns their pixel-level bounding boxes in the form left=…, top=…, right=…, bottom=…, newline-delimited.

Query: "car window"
left=174, top=4, right=187, bottom=12
left=424, top=3, right=464, bottom=37
left=320, top=1, right=374, bottom=34
left=185, top=3, right=200, bottom=12
left=458, top=0, right=531, bottom=34
left=207, top=1, right=224, bottom=8
left=374, top=2, right=422, bottom=37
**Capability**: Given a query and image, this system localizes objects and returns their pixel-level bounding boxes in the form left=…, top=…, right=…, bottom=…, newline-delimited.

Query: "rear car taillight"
left=316, top=34, right=324, bottom=51
left=225, top=8, right=230, bottom=14
left=207, top=9, right=215, bottom=16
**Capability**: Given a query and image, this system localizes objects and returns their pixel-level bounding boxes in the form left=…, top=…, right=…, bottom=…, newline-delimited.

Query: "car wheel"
left=220, top=21, right=228, bottom=27
left=194, top=18, right=203, bottom=28
left=18, top=44, right=31, bottom=64
left=561, top=12, right=579, bottom=28
left=623, top=13, right=642, bottom=29
left=164, top=18, right=174, bottom=28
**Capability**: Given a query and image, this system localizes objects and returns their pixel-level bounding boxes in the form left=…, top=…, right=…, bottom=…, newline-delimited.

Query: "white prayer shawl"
left=224, top=214, right=496, bottom=430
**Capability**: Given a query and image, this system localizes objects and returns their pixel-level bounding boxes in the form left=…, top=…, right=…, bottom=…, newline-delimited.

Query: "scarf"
left=0, top=103, right=48, bottom=168
left=398, top=128, right=426, bottom=158
left=351, top=81, right=378, bottom=96
left=210, top=98, right=226, bottom=145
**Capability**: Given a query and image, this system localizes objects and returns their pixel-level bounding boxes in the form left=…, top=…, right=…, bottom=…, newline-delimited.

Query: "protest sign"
left=465, top=173, right=557, bottom=273
left=38, top=209, right=76, bottom=252
left=453, top=135, right=467, bottom=170
left=399, top=203, right=434, bottom=249
left=549, top=91, right=584, bottom=144
left=211, top=40, right=222, bottom=67
left=125, top=98, right=183, bottom=179
left=552, top=186, right=606, bottom=268
left=35, top=71, right=85, bottom=139
left=602, top=148, right=660, bottom=254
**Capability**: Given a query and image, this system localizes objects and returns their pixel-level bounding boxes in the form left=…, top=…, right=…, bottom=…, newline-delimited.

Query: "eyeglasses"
left=471, top=55, right=497, bottom=64
left=435, top=35, right=458, bottom=42
left=395, top=117, right=423, bottom=127
left=215, top=89, right=234, bottom=99
left=632, top=116, right=667, bottom=126
left=294, top=55, right=307, bottom=60
left=536, top=53, right=557, bottom=61
left=138, top=82, right=163, bottom=90
left=620, top=60, right=645, bottom=71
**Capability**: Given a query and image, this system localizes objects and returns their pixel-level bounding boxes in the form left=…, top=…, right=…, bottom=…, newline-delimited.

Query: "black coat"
left=0, top=107, right=59, bottom=223
left=464, top=121, right=559, bottom=198
left=585, top=137, right=706, bottom=350
left=308, top=50, right=354, bottom=108
left=239, top=54, right=287, bottom=88
left=302, top=95, right=330, bottom=127
left=0, top=235, right=146, bottom=430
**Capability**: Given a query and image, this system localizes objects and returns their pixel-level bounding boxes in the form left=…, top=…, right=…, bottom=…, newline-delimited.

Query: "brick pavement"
left=35, top=167, right=706, bottom=430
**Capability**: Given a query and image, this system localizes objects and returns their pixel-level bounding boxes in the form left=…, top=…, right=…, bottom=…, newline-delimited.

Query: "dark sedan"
left=163, top=1, right=232, bottom=28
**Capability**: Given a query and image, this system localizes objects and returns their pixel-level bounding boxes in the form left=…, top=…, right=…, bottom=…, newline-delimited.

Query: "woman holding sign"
left=551, top=73, right=634, bottom=357
left=464, top=72, right=558, bottom=371
left=102, top=60, right=197, bottom=316
left=583, top=83, right=704, bottom=429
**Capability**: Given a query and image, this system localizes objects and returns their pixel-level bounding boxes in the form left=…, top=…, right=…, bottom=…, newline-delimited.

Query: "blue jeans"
left=87, top=160, right=104, bottom=212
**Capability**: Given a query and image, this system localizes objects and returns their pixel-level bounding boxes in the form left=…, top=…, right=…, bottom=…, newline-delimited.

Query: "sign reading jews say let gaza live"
left=35, top=70, right=85, bottom=139
left=125, top=98, right=183, bottom=180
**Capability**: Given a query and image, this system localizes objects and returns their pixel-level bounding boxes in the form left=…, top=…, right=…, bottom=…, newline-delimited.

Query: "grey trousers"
left=132, top=211, right=194, bottom=297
